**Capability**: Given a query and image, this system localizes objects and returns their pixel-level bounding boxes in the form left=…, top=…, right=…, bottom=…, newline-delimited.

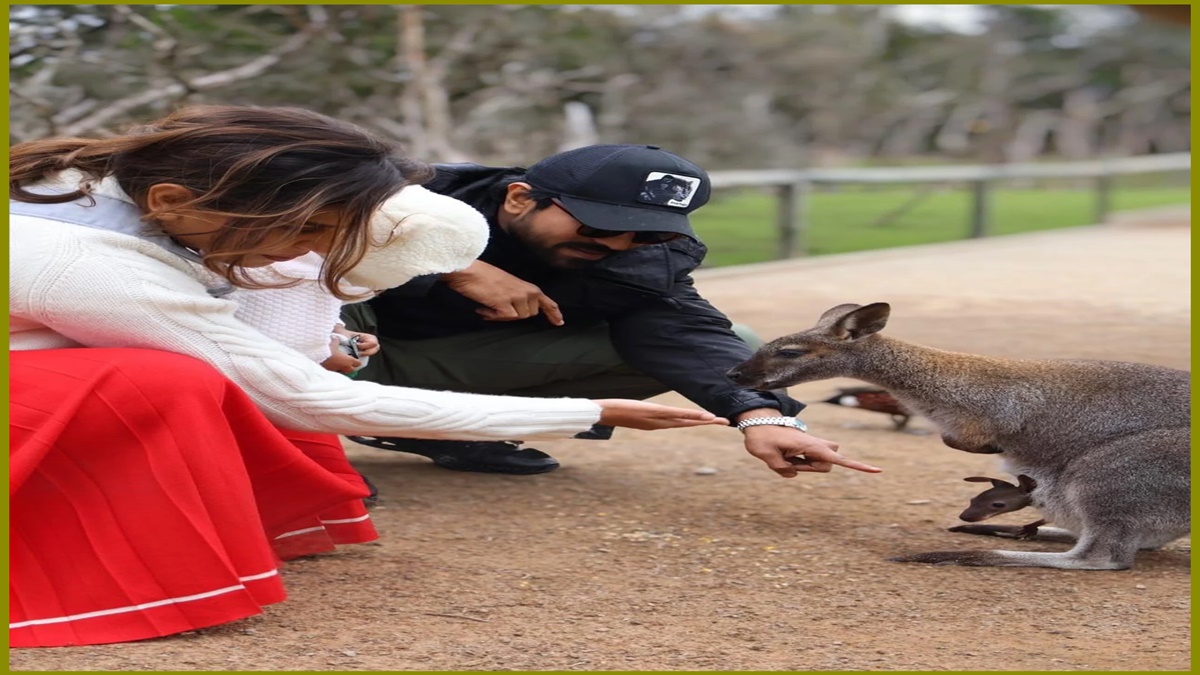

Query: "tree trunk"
left=1056, top=88, right=1100, bottom=160
left=879, top=107, right=944, bottom=158
left=1006, top=110, right=1058, bottom=163
left=398, top=5, right=468, bottom=162
left=934, top=103, right=983, bottom=155
left=559, top=101, right=599, bottom=151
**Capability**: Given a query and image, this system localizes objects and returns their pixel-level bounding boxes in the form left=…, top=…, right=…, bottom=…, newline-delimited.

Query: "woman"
left=9, top=105, right=726, bottom=647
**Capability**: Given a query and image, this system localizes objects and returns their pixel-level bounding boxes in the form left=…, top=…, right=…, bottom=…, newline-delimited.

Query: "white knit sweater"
left=9, top=177, right=602, bottom=440
left=232, top=253, right=362, bottom=363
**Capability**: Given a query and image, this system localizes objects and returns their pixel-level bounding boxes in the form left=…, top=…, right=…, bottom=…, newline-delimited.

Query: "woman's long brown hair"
left=10, top=105, right=433, bottom=299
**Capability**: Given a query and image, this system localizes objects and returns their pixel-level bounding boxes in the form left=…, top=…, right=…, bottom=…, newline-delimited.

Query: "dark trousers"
left=341, top=303, right=764, bottom=401
left=341, top=303, right=666, bottom=400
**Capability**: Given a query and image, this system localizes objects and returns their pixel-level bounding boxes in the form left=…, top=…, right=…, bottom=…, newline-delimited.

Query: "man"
left=343, top=144, right=879, bottom=479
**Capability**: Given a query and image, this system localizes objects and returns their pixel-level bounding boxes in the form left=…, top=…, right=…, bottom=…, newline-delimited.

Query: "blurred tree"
left=9, top=4, right=1189, bottom=166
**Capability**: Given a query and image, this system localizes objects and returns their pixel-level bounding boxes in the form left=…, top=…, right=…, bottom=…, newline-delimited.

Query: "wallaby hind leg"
left=891, top=532, right=1138, bottom=570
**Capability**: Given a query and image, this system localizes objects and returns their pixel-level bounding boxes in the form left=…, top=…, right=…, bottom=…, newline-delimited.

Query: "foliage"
left=9, top=4, right=1190, bottom=166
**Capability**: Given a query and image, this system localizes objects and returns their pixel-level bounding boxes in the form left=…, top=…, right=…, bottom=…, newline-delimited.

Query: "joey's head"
left=726, top=302, right=891, bottom=390
left=958, top=475, right=1037, bottom=522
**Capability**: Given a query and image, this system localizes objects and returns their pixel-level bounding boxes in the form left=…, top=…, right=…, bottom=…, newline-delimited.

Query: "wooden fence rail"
left=707, top=153, right=1191, bottom=259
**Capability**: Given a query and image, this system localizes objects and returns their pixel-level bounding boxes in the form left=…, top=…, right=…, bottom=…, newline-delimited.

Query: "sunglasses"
left=551, top=198, right=683, bottom=245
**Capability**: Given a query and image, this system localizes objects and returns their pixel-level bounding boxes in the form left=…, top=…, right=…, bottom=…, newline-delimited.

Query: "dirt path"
left=12, top=215, right=1190, bottom=671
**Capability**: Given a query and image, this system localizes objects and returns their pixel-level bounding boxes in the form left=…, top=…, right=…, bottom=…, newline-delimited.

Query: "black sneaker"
left=573, top=424, right=614, bottom=440
left=346, top=437, right=560, bottom=475
left=358, top=472, right=380, bottom=507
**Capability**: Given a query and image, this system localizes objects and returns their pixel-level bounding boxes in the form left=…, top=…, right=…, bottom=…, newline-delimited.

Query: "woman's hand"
left=594, top=399, right=729, bottom=430
left=347, top=331, right=380, bottom=356
left=320, top=349, right=362, bottom=375
left=331, top=325, right=380, bottom=356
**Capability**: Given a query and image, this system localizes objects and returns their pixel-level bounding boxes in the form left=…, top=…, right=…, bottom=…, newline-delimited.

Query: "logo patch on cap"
left=636, top=172, right=703, bottom=209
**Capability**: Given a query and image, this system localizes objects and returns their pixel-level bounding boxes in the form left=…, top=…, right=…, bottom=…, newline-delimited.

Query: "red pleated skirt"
left=9, top=348, right=379, bottom=648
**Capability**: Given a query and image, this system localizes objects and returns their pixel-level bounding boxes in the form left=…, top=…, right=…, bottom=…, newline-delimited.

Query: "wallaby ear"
left=1017, top=474, right=1038, bottom=492
left=830, top=302, right=891, bottom=341
left=818, top=303, right=863, bottom=323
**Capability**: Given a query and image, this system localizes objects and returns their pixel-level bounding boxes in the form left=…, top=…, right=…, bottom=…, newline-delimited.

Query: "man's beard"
left=508, top=214, right=614, bottom=269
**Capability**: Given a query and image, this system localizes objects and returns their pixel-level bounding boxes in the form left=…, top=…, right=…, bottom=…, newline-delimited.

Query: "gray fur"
left=727, top=302, right=1190, bottom=570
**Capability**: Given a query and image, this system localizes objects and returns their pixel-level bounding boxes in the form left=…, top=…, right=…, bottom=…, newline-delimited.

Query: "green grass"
left=692, top=184, right=1191, bottom=268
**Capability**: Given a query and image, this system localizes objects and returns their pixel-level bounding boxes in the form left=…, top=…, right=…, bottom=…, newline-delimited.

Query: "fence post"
left=1095, top=172, right=1113, bottom=224
left=969, top=179, right=991, bottom=238
left=776, top=180, right=809, bottom=259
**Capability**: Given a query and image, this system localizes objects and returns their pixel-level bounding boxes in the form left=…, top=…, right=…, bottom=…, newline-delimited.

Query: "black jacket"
left=368, top=163, right=804, bottom=420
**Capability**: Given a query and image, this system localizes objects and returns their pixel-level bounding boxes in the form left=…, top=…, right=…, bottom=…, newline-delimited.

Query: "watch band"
left=735, top=416, right=808, bottom=432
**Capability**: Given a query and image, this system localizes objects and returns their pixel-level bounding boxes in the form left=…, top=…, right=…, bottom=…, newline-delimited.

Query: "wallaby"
left=953, top=475, right=1047, bottom=540
left=726, top=302, right=1190, bottom=570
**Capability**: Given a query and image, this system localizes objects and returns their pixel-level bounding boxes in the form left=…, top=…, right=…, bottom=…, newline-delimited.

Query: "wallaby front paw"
left=1014, top=519, right=1048, bottom=540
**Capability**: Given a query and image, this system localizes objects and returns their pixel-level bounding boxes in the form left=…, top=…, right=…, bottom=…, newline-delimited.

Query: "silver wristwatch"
left=735, top=416, right=808, bottom=433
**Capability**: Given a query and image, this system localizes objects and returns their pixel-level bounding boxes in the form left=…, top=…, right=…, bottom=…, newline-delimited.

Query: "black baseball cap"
left=524, top=144, right=711, bottom=239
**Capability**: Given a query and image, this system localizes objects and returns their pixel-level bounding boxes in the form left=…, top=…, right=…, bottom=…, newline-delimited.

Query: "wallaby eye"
left=775, top=349, right=807, bottom=359
left=991, top=502, right=1006, bottom=508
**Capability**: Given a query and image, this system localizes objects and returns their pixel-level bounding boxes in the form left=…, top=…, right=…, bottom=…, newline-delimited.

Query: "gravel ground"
left=12, top=211, right=1190, bottom=671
